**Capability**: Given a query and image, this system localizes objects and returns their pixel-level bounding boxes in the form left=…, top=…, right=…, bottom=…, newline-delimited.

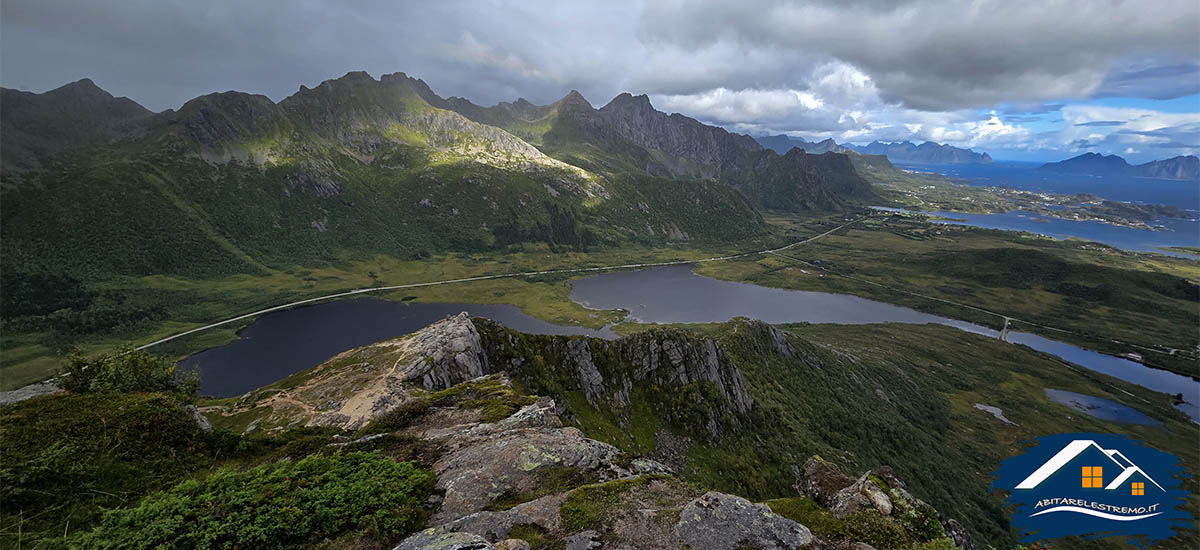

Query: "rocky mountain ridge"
left=757, top=136, right=993, bottom=165
left=195, top=313, right=971, bottom=549
left=1, top=71, right=770, bottom=281
left=431, top=89, right=876, bottom=211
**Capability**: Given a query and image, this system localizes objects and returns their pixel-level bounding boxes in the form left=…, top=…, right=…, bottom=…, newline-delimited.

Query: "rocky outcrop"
left=476, top=319, right=754, bottom=439
left=400, top=313, right=490, bottom=390
left=795, top=457, right=975, bottom=550
left=202, top=313, right=495, bottom=432
left=795, top=456, right=855, bottom=509
left=393, top=530, right=493, bottom=550
left=426, top=404, right=632, bottom=524
left=676, top=492, right=813, bottom=550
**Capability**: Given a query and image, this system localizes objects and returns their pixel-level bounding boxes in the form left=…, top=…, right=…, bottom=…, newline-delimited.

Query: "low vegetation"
left=63, top=451, right=434, bottom=550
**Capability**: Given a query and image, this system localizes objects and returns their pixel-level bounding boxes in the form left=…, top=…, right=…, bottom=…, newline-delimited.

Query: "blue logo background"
left=992, top=432, right=1194, bottom=547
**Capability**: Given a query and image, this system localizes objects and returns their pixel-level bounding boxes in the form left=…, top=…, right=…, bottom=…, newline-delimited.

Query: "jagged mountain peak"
left=45, top=78, right=108, bottom=98
left=557, top=89, right=593, bottom=108
left=602, top=92, right=654, bottom=111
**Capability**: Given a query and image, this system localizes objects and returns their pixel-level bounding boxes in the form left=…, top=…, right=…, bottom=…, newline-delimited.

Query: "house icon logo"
left=992, top=433, right=1193, bottom=547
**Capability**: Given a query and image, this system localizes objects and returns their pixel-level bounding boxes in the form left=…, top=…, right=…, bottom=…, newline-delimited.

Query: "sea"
left=892, top=161, right=1199, bottom=255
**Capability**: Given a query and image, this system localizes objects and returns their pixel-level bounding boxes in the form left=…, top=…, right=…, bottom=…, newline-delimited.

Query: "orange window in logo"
left=1082, top=466, right=1103, bottom=488
left=1132, top=482, right=1144, bottom=496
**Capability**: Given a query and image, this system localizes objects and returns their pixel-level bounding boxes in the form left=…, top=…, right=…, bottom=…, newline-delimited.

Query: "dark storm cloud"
left=0, top=0, right=641, bottom=111
left=2, top=0, right=1197, bottom=161
left=637, top=0, right=1200, bottom=110
left=1094, top=63, right=1200, bottom=100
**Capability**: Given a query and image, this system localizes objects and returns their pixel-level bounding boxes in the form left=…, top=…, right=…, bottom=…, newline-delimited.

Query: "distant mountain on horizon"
left=1038, top=152, right=1199, bottom=181
left=756, top=135, right=992, bottom=164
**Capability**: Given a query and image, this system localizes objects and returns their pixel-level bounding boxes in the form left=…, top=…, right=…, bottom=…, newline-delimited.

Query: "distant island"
left=1038, top=152, right=1200, bottom=181
left=756, top=135, right=992, bottom=164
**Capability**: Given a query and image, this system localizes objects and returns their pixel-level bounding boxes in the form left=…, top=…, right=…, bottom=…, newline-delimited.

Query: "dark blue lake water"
left=180, top=300, right=614, bottom=396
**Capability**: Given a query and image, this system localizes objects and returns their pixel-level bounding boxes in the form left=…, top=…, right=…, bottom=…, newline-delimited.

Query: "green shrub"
left=63, top=451, right=435, bottom=549
left=0, top=392, right=225, bottom=545
left=60, top=346, right=196, bottom=394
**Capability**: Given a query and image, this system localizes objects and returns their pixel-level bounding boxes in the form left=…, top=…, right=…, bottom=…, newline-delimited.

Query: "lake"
left=1044, top=389, right=1161, bottom=426
left=180, top=300, right=614, bottom=397
left=185, top=265, right=1199, bottom=422
left=569, top=265, right=1198, bottom=420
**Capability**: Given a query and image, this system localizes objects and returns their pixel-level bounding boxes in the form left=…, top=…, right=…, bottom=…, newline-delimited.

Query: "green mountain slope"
left=1, top=72, right=771, bottom=283
left=0, top=79, right=153, bottom=178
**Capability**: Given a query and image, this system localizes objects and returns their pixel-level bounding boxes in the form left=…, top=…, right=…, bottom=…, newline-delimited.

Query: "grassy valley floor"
left=2, top=212, right=1197, bottom=390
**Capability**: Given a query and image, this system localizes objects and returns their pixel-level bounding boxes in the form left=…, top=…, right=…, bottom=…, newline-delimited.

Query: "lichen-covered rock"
left=400, top=312, right=490, bottom=390
left=186, top=405, right=213, bottom=432
left=941, top=518, right=975, bottom=550
left=829, top=474, right=893, bottom=517
left=425, top=398, right=634, bottom=525
left=493, top=540, right=530, bottom=550
left=392, top=529, right=493, bottom=550
left=675, top=491, right=812, bottom=550
left=796, top=456, right=854, bottom=508
left=438, top=492, right=567, bottom=541
left=564, top=530, right=602, bottom=550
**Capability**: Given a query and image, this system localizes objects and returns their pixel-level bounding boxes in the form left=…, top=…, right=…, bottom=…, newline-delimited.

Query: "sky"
left=2, top=0, right=1198, bottom=163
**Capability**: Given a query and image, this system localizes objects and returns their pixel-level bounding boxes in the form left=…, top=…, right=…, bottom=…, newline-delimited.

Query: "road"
left=135, top=218, right=863, bottom=350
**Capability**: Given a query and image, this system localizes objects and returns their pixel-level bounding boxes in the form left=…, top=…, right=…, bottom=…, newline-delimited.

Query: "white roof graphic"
left=1015, top=440, right=1163, bottom=491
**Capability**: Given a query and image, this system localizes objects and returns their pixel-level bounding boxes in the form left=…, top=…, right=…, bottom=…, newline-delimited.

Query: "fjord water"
left=187, top=264, right=1198, bottom=421
left=893, top=161, right=1200, bottom=255
left=180, top=300, right=614, bottom=397
left=928, top=210, right=1199, bottom=254
left=896, top=161, right=1200, bottom=210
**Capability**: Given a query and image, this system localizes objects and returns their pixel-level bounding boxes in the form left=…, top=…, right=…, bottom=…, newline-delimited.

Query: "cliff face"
left=1134, top=155, right=1199, bottom=180
left=473, top=318, right=754, bottom=440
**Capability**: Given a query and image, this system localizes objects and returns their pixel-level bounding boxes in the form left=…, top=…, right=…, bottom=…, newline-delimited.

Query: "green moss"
left=429, top=375, right=539, bottom=422
left=559, top=474, right=694, bottom=533
left=485, top=465, right=602, bottom=511
left=765, top=497, right=848, bottom=540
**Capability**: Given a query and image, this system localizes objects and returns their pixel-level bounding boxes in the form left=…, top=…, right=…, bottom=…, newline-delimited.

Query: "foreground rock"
left=675, top=491, right=812, bottom=550
left=0, top=381, right=62, bottom=405
left=795, top=457, right=976, bottom=550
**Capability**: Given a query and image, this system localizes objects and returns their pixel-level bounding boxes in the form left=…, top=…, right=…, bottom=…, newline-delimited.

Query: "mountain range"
left=1038, top=152, right=1200, bottom=181
left=757, top=135, right=993, bottom=164
left=1, top=72, right=875, bottom=280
